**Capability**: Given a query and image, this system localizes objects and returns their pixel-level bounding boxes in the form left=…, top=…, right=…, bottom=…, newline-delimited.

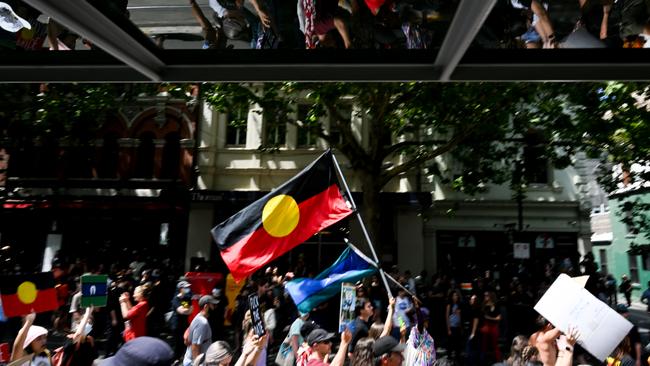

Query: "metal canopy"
left=5, top=0, right=650, bottom=82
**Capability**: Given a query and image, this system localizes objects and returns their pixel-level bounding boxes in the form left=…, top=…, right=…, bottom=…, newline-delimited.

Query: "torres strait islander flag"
left=211, top=150, right=353, bottom=281
left=0, top=272, right=58, bottom=318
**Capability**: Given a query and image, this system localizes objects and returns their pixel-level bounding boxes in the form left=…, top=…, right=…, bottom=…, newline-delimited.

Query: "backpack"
left=222, top=16, right=251, bottom=40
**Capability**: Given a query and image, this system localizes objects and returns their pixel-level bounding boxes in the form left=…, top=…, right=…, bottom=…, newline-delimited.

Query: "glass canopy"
left=0, top=0, right=649, bottom=81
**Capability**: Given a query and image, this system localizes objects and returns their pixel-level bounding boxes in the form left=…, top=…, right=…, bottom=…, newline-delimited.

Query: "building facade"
left=187, top=99, right=592, bottom=275
left=0, top=95, right=196, bottom=272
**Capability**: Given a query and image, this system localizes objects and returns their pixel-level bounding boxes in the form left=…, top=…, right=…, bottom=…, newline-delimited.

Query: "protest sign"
left=81, top=274, right=108, bottom=307
left=534, top=273, right=633, bottom=360
left=339, top=283, right=356, bottom=333
left=248, top=294, right=266, bottom=337
left=513, top=243, right=530, bottom=259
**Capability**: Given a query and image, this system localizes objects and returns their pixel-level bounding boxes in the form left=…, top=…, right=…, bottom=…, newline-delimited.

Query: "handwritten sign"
left=534, top=274, right=632, bottom=360
left=248, top=294, right=266, bottom=337
left=339, top=283, right=356, bottom=333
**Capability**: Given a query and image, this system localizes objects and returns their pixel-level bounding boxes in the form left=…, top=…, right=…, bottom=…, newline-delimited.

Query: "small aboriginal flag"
left=80, top=274, right=108, bottom=307
left=211, top=150, right=353, bottom=281
left=0, top=273, right=58, bottom=318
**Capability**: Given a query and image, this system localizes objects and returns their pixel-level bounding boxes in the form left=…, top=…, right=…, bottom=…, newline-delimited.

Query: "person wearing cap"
left=101, top=336, right=174, bottom=366
left=171, top=280, right=194, bottom=358
left=616, top=304, right=642, bottom=366
left=9, top=312, right=51, bottom=365
left=372, top=335, right=405, bottom=366
left=183, top=295, right=219, bottom=366
left=306, top=328, right=352, bottom=366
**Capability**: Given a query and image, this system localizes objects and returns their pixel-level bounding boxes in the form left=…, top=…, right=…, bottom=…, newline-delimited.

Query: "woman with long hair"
left=505, top=335, right=528, bottom=366
left=351, top=337, right=374, bottom=366
left=480, top=291, right=502, bottom=363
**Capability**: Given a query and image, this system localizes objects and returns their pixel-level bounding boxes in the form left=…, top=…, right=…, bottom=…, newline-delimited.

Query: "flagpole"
left=331, top=151, right=394, bottom=299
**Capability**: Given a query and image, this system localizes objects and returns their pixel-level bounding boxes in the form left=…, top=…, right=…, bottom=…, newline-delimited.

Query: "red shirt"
left=123, top=300, right=148, bottom=342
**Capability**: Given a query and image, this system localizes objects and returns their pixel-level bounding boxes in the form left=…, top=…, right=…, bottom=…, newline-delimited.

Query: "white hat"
left=23, top=325, right=47, bottom=350
left=0, top=2, right=30, bottom=33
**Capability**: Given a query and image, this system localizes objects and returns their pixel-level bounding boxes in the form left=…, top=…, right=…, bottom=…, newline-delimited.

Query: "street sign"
left=513, top=242, right=530, bottom=259
left=80, top=274, right=108, bottom=307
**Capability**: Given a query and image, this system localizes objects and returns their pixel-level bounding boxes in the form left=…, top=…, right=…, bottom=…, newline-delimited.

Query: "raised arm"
left=119, top=292, right=132, bottom=319
left=380, top=297, right=396, bottom=338
left=235, top=333, right=267, bottom=366
left=11, top=312, right=36, bottom=361
left=330, top=329, right=352, bottom=366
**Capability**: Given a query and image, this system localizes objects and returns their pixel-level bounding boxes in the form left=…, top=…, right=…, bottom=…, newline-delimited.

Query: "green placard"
left=80, top=274, right=108, bottom=307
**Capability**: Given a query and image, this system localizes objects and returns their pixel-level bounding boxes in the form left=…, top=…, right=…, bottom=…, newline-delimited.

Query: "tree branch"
left=378, top=126, right=477, bottom=187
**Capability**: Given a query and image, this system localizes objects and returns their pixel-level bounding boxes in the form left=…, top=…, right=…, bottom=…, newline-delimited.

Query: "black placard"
left=248, top=294, right=266, bottom=337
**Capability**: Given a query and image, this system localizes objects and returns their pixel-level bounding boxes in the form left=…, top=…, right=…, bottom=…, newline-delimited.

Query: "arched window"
left=161, top=132, right=180, bottom=179
left=134, top=132, right=155, bottom=179
left=97, top=133, right=120, bottom=178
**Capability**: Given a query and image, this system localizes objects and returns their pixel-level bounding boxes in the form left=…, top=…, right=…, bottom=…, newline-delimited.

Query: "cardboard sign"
left=534, top=274, right=633, bottom=360
left=80, top=275, right=108, bottom=307
left=339, top=283, right=356, bottom=333
left=513, top=242, right=530, bottom=259
left=248, top=294, right=266, bottom=337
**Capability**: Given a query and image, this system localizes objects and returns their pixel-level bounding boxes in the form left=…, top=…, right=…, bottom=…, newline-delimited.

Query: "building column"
left=185, top=203, right=214, bottom=271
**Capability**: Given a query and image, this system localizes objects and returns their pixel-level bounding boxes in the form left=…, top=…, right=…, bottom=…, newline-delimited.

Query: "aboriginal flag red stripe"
left=211, top=150, right=352, bottom=281
left=0, top=273, right=58, bottom=318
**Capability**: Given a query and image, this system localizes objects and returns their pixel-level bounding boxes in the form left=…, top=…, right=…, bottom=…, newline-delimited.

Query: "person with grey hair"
left=193, top=334, right=267, bottom=366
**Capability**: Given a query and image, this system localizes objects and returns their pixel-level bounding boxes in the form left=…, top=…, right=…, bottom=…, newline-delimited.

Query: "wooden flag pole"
left=331, top=151, right=394, bottom=299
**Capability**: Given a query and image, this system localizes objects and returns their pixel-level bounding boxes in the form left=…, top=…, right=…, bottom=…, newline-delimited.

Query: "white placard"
left=513, top=242, right=530, bottom=259
left=534, top=274, right=632, bottom=361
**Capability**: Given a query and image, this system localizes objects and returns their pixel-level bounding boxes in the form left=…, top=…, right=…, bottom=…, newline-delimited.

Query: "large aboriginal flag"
left=211, top=150, right=353, bottom=281
left=0, top=273, right=58, bottom=318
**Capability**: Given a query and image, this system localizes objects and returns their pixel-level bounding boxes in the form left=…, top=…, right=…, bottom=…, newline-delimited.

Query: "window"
left=629, top=253, right=640, bottom=283
left=266, top=121, right=286, bottom=146
left=97, top=133, right=120, bottom=178
left=643, top=253, right=650, bottom=271
left=226, top=106, right=248, bottom=146
left=134, top=132, right=155, bottom=179
left=523, top=129, right=549, bottom=184
left=297, top=104, right=316, bottom=148
left=599, top=249, right=608, bottom=275
left=161, top=132, right=180, bottom=179
left=624, top=204, right=639, bottom=236
left=329, top=104, right=350, bottom=146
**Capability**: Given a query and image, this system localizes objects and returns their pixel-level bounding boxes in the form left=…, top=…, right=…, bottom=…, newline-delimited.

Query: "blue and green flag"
left=80, top=274, right=108, bottom=307
left=285, top=245, right=377, bottom=314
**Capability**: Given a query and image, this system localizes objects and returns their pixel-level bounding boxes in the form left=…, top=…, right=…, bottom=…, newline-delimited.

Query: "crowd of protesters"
left=1, top=246, right=650, bottom=366
left=4, top=0, right=650, bottom=51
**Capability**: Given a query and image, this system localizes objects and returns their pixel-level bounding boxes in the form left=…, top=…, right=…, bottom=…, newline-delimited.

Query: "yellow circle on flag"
left=17, top=281, right=37, bottom=304
left=262, top=195, right=300, bottom=237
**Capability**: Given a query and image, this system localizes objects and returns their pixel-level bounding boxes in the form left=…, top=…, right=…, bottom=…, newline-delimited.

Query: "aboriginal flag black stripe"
left=211, top=149, right=353, bottom=281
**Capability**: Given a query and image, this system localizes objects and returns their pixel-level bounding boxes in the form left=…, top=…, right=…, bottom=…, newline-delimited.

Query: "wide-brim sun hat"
left=23, top=325, right=48, bottom=350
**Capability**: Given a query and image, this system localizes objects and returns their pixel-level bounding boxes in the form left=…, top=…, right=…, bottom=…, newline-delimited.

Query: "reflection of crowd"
left=480, top=0, right=650, bottom=49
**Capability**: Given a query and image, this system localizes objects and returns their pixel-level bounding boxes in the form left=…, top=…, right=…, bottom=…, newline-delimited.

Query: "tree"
left=202, top=82, right=588, bottom=254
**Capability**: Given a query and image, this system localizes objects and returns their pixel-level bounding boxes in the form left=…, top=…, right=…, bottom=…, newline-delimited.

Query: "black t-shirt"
left=348, top=318, right=370, bottom=353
